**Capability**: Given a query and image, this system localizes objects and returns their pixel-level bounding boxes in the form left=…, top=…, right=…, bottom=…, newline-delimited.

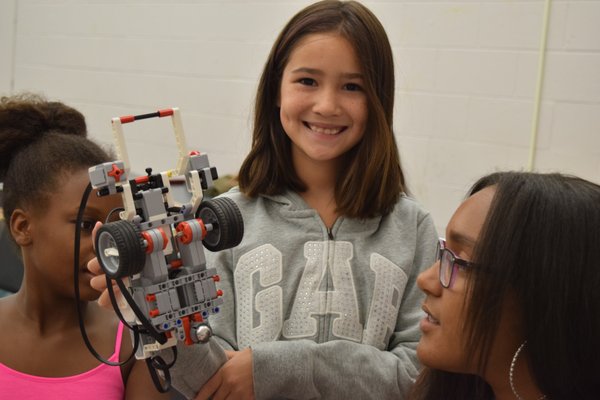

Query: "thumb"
left=92, top=221, right=103, bottom=251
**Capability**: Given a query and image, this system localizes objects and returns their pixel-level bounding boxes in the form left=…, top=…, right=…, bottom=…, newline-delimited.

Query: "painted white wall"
left=2, top=0, right=599, bottom=233
left=0, top=0, right=16, bottom=94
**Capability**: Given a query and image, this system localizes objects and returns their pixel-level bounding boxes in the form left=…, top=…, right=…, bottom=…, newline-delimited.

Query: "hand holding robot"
left=79, top=108, right=243, bottom=391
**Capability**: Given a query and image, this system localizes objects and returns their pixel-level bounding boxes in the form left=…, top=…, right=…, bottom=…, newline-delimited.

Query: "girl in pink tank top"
left=0, top=323, right=125, bottom=399
left=0, top=94, right=169, bottom=399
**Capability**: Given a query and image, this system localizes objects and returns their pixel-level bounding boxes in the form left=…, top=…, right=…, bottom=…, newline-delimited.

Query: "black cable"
left=75, top=182, right=176, bottom=392
left=114, top=278, right=168, bottom=344
left=106, top=207, right=125, bottom=223
left=105, top=275, right=136, bottom=332
left=74, top=182, right=138, bottom=367
left=102, top=206, right=140, bottom=334
left=145, top=346, right=178, bottom=393
left=101, top=225, right=176, bottom=393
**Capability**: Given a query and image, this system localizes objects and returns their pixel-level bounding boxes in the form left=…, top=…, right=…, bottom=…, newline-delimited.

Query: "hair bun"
left=0, top=93, right=88, bottom=179
left=44, top=101, right=87, bottom=137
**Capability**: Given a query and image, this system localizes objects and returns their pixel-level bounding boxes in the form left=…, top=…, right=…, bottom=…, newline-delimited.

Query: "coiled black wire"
left=73, top=182, right=176, bottom=392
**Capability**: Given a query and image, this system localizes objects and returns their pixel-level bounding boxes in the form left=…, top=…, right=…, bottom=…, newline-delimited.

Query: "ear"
left=10, top=208, right=33, bottom=246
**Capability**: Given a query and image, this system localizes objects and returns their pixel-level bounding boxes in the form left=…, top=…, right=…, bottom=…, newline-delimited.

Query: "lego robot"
left=88, top=108, right=243, bottom=364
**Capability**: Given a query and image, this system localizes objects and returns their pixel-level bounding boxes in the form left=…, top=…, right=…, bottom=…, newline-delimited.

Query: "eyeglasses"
left=436, top=238, right=473, bottom=288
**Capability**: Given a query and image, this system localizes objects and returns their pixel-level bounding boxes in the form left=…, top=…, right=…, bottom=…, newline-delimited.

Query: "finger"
left=91, top=221, right=102, bottom=250
left=195, top=370, right=222, bottom=400
left=97, top=283, right=120, bottom=308
left=86, top=257, right=103, bottom=275
left=211, top=386, right=231, bottom=400
left=97, top=288, right=113, bottom=308
left=89, top=274, right=107, bottom=292
left=224, top=350, right=236, bottom=360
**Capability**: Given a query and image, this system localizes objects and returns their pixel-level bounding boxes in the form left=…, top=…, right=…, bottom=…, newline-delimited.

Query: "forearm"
left=252, top=339, right=419, bottom=399
left=164, top=339, right=228, bottom=399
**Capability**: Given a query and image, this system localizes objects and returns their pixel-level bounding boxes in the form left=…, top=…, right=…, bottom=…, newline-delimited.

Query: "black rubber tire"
left=197, top=197, right=244, bottom=252
left=96, top=220, right=146, bottom=279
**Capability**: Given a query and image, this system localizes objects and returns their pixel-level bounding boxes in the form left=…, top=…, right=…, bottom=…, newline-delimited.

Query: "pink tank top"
left=0, top=322, right=126, bottom=400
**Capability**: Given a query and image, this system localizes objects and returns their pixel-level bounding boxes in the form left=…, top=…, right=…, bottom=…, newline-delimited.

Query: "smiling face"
left=22, top=168, right=122, bottom=301
left=279, top=32, right=368, bottom=171
left=416, top=187, right=496, bottom=373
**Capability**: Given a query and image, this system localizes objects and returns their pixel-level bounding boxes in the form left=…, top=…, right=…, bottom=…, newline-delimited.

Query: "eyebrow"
left=72, top=205, right=104, bottom=217
left=290, top=67, right=364, bottom=80
left=446, top=230, right=477, bottom=249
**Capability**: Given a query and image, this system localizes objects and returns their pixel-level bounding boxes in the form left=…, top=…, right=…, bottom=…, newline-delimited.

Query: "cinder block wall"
left=1, top=0, right=599, bottom=233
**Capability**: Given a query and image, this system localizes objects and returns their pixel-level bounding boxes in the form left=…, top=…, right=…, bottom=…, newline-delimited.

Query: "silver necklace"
left=509, top=340, right=547, bottom=400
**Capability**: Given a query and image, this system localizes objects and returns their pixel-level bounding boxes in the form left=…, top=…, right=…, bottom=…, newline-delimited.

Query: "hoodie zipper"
left=327, top=227, right=334, bottom=240
left=322, top=226, right=334, bottom=341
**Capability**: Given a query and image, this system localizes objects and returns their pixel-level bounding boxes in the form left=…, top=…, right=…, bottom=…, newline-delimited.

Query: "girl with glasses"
left=413, top=171, right=600, bottom=399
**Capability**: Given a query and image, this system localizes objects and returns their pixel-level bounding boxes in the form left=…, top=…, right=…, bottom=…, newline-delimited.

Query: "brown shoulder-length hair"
left=237, top=0, right=405, bottom=218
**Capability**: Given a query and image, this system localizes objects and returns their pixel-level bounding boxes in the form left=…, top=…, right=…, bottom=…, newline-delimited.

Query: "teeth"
left=426, top=313, right=440, bottom=325
left=308, top=124, right=342, bottom=135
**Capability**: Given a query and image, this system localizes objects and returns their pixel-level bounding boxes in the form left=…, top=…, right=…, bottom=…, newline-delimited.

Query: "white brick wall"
left=0, top=1, right=16, bottom=93
left=2, top=0, right=599, bottom=234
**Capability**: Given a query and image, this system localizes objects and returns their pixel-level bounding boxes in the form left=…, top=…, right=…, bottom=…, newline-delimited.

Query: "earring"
left=509, top=341, right=546, bottom=400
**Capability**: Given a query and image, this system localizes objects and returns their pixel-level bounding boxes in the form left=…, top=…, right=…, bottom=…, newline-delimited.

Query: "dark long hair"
left=0, top=93, right=111, bottom=229
left=238, top=0, right=404, bottom=218
left=412, top=171, right=600, bottom=399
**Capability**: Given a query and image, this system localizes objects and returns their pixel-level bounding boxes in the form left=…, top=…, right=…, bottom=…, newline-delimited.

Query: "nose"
left=417, top=261, right=443, bottom=296
left=79, top=226, right=100, bottom=265
left=81, top=236, right=96, bottom=264
left=312, top=87, right=341, bottom=116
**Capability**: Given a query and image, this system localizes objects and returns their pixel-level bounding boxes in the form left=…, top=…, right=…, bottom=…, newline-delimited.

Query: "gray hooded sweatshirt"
left=168, top=188, right=438, bottom=399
